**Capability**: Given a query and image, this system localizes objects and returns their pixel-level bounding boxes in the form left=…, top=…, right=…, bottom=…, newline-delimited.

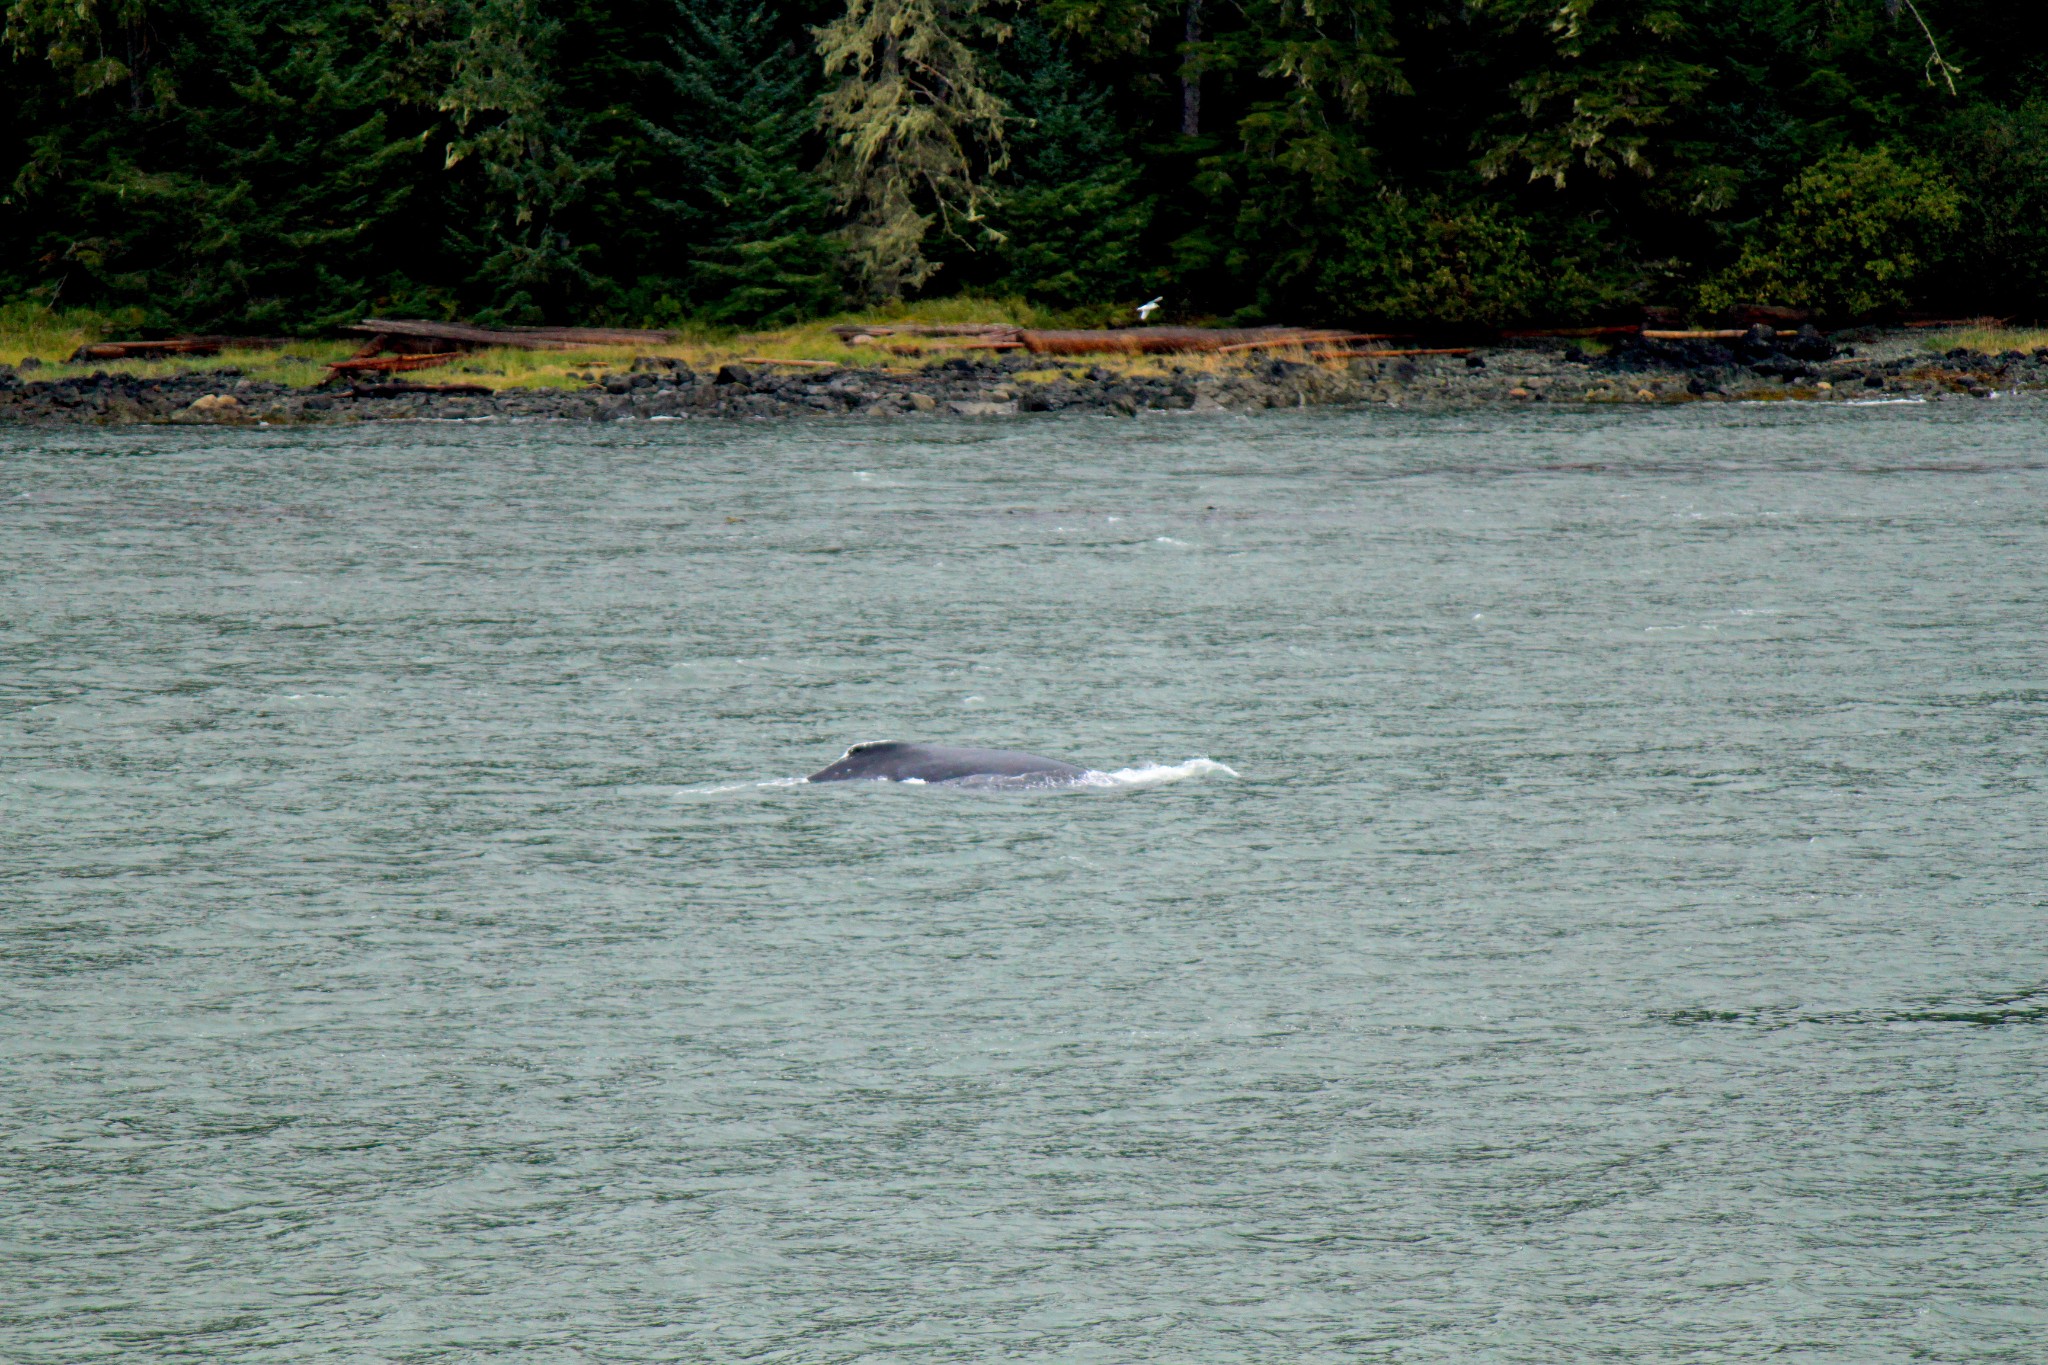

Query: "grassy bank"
left=1921, top=323, right=2048, bottom=355
left=4, top=299, right=2045, bottom=392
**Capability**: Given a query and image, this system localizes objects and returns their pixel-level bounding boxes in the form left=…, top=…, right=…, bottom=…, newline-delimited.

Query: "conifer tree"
left=3, top=0, right=437, bottom=328
left=3, top=0, right=148, bottom=96
left=3, top=0, right=2048, bottom=325
left=644, top=0, right=841, bottom=325
left=815, top=0, right=1007, bottom=298
left=434, top=0, right=602, bottom=321
left=955, top=15, right=1152, bottom=308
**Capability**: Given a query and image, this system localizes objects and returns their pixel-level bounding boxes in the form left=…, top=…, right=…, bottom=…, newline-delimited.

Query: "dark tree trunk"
left=1180, top=0, right=1201, bottom=135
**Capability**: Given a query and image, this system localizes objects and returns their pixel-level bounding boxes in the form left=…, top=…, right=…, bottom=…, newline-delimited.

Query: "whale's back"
left=807, top=741, right=1088, bottom=785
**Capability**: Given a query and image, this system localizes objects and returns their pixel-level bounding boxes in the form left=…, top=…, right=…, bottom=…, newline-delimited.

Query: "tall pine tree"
left=642, top=0, right=841, bottom=325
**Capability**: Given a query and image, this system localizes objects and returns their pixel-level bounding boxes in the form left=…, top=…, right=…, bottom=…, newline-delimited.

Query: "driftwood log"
left=829, top=323, right=1020, bottom=340
left=346, top=318, right=677, bottom=353
left=69, top=337, right=295, bottom=361
left=327, top=352, right=462, bottom=374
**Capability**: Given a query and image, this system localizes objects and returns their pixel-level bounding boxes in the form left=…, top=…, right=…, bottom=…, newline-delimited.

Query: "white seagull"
left=1136, top=297, right=1164, bottom=321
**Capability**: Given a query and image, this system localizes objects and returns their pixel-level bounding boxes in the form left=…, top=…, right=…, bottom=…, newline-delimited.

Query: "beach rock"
left=1603, top=336, right=1736, bottom=372
left=0, top=328, right=2038, bottom=427
left=176, top=394, right=243, bottom=422
left=1751, top=358, right=1817, bottom=381
left=1782, top=325, right=1836, bottom=361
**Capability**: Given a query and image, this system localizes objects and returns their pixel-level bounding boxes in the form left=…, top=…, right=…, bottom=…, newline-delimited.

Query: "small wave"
left=679, top=759, right=1236, bottom=796
left=920, top=760, right=1236, bottom=792
left=1077, top=758, right=1239, bottom=788
left=673, top=776, right=809, bottom=797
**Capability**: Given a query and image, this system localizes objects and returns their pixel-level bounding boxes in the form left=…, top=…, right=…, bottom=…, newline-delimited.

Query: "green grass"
left=20, top=340, right=359, bottom=387
left=0, top=293, right=1435, bottom=390
left=0, top=299, right=1037, bottom=388
left=0, top=302, right=142, bottom=367
left=1922, top=324, right=2048, bottom=355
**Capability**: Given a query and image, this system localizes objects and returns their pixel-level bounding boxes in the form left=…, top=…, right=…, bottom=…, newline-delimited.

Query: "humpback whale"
left=807, top=742, right=1089, bottom=786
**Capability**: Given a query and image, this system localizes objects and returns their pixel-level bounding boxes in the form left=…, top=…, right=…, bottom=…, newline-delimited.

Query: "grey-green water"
left=4, top=404, right=2045, bottom=1362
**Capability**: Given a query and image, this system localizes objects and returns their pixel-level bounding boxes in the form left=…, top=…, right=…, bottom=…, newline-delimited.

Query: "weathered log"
left=347, top=318, right=677, bottom=352
left=828, top=323, right=1019, bottom=339
left=68, top=336, right=296, bottom=361
left=71, top=339, right=219, bottom=361
left=1902, top=316, right=2008, bottom=329
left=499, top=325, right=679, bottom=345
left=326, top=352, right=462, bottom=374
left=346, top=320, right=557, bottom=351
left=1725, top=304, right=1810, bottom=326
left=1019, top=327, right=1349, bottom=356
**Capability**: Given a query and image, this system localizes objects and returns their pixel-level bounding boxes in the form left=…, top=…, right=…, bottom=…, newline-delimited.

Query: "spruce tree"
left=815, top=0, right=1007, bottom=298
left=433, top=0, right=604, bottom=322
left=643, top=0, right=842, bottom=326
left=952, top=16, right=1153, bottom=309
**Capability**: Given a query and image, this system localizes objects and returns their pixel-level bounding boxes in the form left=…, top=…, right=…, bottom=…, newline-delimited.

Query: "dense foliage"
left=2, top=0, right=2043, bottom=330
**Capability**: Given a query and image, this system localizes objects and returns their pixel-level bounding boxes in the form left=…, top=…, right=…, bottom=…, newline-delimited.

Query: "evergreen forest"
left=3, top=0, right=2045, bottom=331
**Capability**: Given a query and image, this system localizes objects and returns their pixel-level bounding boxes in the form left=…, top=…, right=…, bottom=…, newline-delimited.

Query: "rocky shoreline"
left=3, top=327, right=2044, bottom=426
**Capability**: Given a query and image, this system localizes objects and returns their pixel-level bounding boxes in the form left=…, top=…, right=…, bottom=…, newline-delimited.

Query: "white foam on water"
left=679, top=759, right=1237, bottom=798
left=671, top=777, right=798, bottom=802
left=1077, top=757, right=1239, bottom=789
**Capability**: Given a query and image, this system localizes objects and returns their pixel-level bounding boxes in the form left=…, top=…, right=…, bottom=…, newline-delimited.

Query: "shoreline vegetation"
left=1, top=304, right=2046, bottom=425
left=4, top=3, right=2047, bottom=356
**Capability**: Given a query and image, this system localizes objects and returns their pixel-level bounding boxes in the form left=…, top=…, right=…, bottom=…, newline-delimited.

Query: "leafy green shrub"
left=1313, top=194, right=1626, bottom=328
left=1699, top=146, right=1962, bottom=320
